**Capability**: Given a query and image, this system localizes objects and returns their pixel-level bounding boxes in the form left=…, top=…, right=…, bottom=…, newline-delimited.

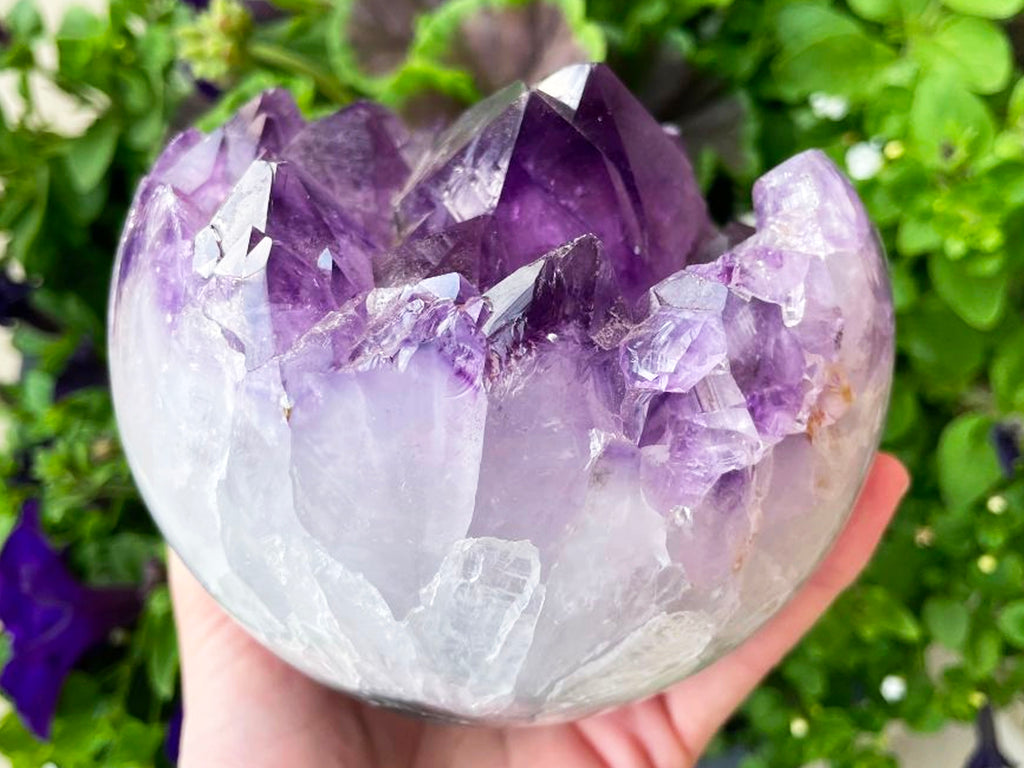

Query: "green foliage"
left=772, top=3, right=898, bottom=100
left=607, top=0, right=1024, bottom=763
left=942, top=0, right=1024, bottom=18
left=0, top=0, right=604, bottom=764
left=1, top=0, right=1023, bottom=765
left=923, top=596, right=971, bottom=649
left=937, top=414, right=1003, bottom=512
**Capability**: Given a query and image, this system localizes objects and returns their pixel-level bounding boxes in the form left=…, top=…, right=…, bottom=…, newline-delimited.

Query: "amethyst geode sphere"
left=109, top=64, right=893, bottom=721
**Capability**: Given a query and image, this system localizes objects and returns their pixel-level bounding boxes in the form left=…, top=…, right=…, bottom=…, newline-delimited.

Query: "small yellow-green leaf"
left=942, top=0, right=1024, bottom=18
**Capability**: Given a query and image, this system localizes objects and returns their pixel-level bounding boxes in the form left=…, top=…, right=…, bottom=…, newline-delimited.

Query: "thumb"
left=168, top=552, right=364, bottom=767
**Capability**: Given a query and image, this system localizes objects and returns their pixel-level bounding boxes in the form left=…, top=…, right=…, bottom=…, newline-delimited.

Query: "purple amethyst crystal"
left=108, top=63, right=894, bottom=721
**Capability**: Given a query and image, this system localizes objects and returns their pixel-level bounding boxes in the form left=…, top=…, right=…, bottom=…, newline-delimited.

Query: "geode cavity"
left=109, top=63, right=893, bottom=721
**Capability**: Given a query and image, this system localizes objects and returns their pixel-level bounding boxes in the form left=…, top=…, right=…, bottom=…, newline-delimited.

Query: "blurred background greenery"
left=0, top=0, right=1023, bottom=765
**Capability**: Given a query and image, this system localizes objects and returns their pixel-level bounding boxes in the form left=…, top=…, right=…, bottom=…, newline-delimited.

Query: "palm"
left=172, top=455, right=908, bottom=768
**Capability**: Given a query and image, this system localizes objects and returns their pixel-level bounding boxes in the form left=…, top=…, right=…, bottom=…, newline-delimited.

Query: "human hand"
left=170, top=453, right=909, bottom=768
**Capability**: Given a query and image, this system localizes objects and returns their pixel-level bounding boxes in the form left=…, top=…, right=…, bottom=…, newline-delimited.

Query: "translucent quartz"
left=109, top=64, right=894, bottom=722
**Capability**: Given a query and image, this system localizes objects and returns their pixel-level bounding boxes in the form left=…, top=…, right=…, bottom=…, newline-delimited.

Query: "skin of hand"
left=170, top=453, right=910, bottom=768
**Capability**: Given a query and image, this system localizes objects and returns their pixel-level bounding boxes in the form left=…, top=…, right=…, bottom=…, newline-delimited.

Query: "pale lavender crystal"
left=109, top=64, right=894, bottom=722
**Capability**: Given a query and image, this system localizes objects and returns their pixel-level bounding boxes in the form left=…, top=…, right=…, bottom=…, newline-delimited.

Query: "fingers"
left=664, top=453, right=910, bottom=756
left=167, top=550, right=259, bottom=690
left=167, top=550, right=221, bottom=666
left=169, top=551, right=382, bottom=768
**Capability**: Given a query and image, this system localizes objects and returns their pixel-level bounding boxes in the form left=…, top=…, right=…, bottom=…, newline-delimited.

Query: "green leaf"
left=21, top=369, right=54, bottom=417
left=923, top=596, right=970, bottom=649
left=941, top=0, right=1024, bottom=18
left=883, top=378, right=920, bottom=443
left=379, top=59, right=478, bottom=108
left=63, top=116, right=120, bottom=194
left=991, top=327, right=1024, bottom=414
left=135, top=586, right=179, bottom=701
left=1009, top=78, right=1024, bottom=128
left=49, top=674, right=117, bottom=759
left=5, top=0, right=43, bottom=40
left=55, top=6, right=107, bottom=81
left=900, top=0, right=932, bottom=17
left=4, top=167, right=49, bottom=268
left=76, top=532, right=162, bottom=585
left=782, top=655, right=827, bottom=699
left=889, top=261, right=920, bottom=312
left=105, top=719, right=163, bottom=765
left=997, top=600, right=1024, bottom=648
left=116, top=69, right=154, bottom=116
left=126, top=107, right=167, bottom=150
left=937, top=414, right=1003, bottom=512
left=910, top=72, right=995, bottom=168
left=744, top=687, right=791, bottom=733
left=898, top=296, right=988, bottom=390
left=137, top=22, right=177, bottom=77
left=928, top=254, right=1009, bottom=329
left=897, top=214, right=942, bottom=256
left=848, top=0, right=900, bottom=21
left=771, top=3, right=896, bottom=100
left=849, top=586, right=923, bottom=643
left=0, top=713, right=52, bottom=763
left=864, top=85, right=914, bottom=139
left=196, top=71, right=317, bottom=131
left=913, top=16, right=1012, bottom=95
left=966, top=628, right=1002, bottom=678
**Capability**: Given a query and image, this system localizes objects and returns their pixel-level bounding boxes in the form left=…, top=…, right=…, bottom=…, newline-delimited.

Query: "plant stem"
left=266, top=0, right=332, bottom=12
left=247, top=41, right=355, bottom=105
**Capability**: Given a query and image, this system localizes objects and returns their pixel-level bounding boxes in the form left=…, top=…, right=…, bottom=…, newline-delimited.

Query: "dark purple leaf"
left=346, top=0, right=443, bottom=76
left=450, top=2, right=588, bottom=93
left=345, top=0, right=586, bottom=98
left=634, top=42, right=754, bottom=181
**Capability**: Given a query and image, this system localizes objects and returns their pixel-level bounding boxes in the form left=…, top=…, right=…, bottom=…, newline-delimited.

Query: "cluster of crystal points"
left=109, top=64, right=894, bottom=721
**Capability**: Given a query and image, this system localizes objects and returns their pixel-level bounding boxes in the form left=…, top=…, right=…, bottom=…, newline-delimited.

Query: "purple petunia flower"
left=195, top=78, right=222, bottom=100
left=991, top=423, right=1021, bottom=479
left=965, top=706, right=1014, bottom=768
left=0, top=273, right=33, bottom=327
left=181, top=0, right=281, bottom=18
left=0, top=273, right=59, bottom=333
left=0, top=501, right=142, bottom=739
left=53, top=340, right=108, bottom=400
left=164, top=702, right=183, bottom=764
